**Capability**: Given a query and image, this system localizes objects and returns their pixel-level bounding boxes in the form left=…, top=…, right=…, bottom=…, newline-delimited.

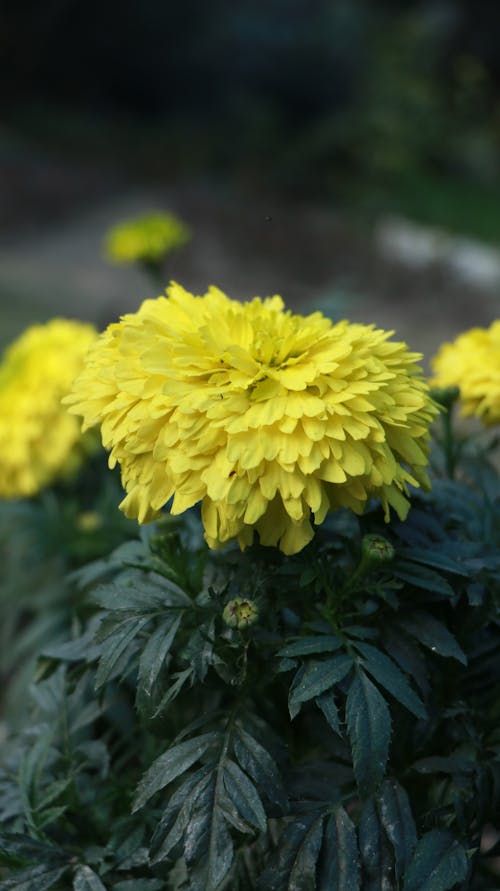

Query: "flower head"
left=66, top=284, right=437, bottom=555
left=431, top=321, right=500, bottom=425
left=104, top=211, right=190, bottom=265
left=0, top=319, right=97, bottom=498
left=222, top=598, right=259, bottom=630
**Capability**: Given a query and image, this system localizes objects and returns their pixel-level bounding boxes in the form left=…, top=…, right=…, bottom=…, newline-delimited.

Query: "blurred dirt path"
left=0, top=175, right=497, bottom=366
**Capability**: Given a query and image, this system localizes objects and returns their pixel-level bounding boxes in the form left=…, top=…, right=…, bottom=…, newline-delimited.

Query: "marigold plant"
left=431, top=320, right=500, bottom=425
left=0, top=319, right=97, bottom=498
left=66, top=284, right=438, bottom=554
left=104, top=211, right=191, bottom=265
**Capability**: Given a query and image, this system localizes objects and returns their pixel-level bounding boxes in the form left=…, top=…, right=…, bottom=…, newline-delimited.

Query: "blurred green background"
left=0, top=0, right=499, bottom=360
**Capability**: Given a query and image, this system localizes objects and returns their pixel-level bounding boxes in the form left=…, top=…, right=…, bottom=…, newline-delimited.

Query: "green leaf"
left=150, top=766, right=213, bottom=864
left=288, top=816, right=324, bottom=891
left=0, top=833, right=66, bottom=867
left=346, top=670, right=391, bottom=791
left=358, top=799, right=394, bottom=891
left=289, top=654, right=353, bottom=719
left=354, top=643, right=426, bottom=718
left=258, top=813, right=324, bottom=891
left=381, top=627, right=429, bottom=697
left=319, top=807, right=360, bottom=891
left=113, top=883, right=163, bottom=891
left=95, top=616, right=150, bottom=688
left=151, top=666, right=193, bottom=717
left=112, top=883, right=164, bottom=891
left=397, top=548, right=470, bottom=577
left=403, top=830, right=468, bottom=891
left=132, top=732, right=219, bottom=812
left=0, top=863, right=68, bottom=890
left=377, top=780, right=417, bottom=880
left=392, top=562, right=455, bottom=597
left=73, top=866, right=107, bottom=891
left=401, top=613, right=467, bottom=664
left=137, top=615, right=182, bottom=697
left=233, top=727, right=287, bottom=812
left=223, top=759, right=266, bottom=832
left=316, top=690, right=342, bottom=735
left=277, top=636, right=343, bottom=658
left=188, top=802, right=234, bottom=891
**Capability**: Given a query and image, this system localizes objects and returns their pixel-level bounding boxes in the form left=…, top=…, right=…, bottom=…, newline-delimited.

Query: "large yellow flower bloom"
left=0, top=319, right=97, bottom=498
left=431, top=321, right=500, bottom=425
left=66, top=284, right=437, bottom=554
left=104, top=211, right=191, bottom=265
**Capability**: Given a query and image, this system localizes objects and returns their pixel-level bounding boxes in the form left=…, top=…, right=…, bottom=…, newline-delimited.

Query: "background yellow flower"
left=431, top=321, right=500, bottom=425
left=0, top=319, right=97, bottom=498
left=104, top=211, right=191, bottom=265
left=67, top=284, right=438, bottom=554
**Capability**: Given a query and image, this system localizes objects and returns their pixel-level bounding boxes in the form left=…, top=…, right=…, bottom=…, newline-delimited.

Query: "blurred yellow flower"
left=0, top=319, right=97, bottom=498
left=431, top=321, right=500, bottom=425
left=104, top=211, right=190, bottom=265
left=66, top=284, right=437, bottom=555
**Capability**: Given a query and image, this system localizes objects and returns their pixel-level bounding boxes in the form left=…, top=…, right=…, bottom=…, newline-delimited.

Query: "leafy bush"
left=0, top=418, right=499, bottom=890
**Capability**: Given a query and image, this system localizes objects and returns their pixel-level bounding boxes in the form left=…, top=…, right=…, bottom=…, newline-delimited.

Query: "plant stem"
left=442, top=406, right=456, bottom=479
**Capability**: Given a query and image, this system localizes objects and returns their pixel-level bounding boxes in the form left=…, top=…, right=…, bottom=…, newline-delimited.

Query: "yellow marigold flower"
left=431, top=321, right=500, bottom=425
left=0, top=319, right=97, bottom=498
left=104, top=211, right=190, bottom=265
left=66, top=284, right=438, bottom=555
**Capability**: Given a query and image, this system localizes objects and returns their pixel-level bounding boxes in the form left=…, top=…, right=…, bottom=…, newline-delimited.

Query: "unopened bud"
left=361, top=534, right=395, bottom=564
left=429, top=386, right=460, bottom=411
left=222, top=598, right=259, bottom=630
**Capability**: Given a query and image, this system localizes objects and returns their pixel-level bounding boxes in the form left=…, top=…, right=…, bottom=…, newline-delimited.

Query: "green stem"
left=442, top=406, right=456, bottom=479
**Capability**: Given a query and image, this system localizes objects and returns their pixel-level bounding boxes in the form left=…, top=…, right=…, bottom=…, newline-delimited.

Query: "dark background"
left=0, top=0, right=499, bottom=358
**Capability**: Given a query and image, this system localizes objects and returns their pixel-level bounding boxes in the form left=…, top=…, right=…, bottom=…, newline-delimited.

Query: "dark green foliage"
left=0, top=428, right=499, bottom=889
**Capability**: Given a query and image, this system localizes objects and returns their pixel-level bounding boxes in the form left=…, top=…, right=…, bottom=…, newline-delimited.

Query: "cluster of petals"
left=0, top=319, right=97, bottom=498
left=431, top=321, right=500, bottom=426
left=104, top=211, right=191, bottom=265
left=66, top=284, right=438, bottom=554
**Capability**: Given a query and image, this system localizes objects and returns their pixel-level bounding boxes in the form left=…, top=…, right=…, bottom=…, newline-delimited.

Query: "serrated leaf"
left=381, top=627, right=429, bottom=697
left=319, top=807, right=360, bottom=891
left=0, top=833, right=66, bottom=867
left=233, top=727, right=287, bottom=812
left=315, top=691, right=342, bottom=735
left=289, top=654, right=353, bottom=719
left=377, top=779, right=417, bottom=879
left=288, top=815, right=324, bottom=891
left=358, top=799, right=394, bottom=891
left=346, top=671, right=391, bottom=790
left=257, top=814, right=323, bottom=891
left=354, top=643, right=426, bottom=719
left=0, top=863, right=68, bottom=890
left=403, top=830, right=468, bottom=891
left=150, top=766, right=213, bottom=864
left=224, top=759, right=266, bottom=831
left=152, top=666, right=193, bottom=718
left=277, top=636, right=343, bottom=658
left=137, top=615, right=182, bottom=697
left=397, top=548, right=470, bottom=577
left=132, top=732, right=219, bottom=812
left=73, top=866, right=107, bottom=891
left=95, top=616, right=150, bottom=689
left=401, top=613, right=467, bottom=664
left=392, top=562, right=455, bottom=597
left=188, top=807, right=233, bottom=891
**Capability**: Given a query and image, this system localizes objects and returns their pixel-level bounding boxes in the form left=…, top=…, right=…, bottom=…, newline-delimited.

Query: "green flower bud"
left=222, top=598, right=259, bottom=630
left=429, top=385, right=460, bottom=411
left=361, top=534, right=395, bottom=564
